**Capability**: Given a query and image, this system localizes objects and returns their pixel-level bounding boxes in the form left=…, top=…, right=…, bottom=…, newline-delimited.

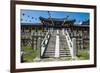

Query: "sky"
left=21, top=9, right=90, bottom=24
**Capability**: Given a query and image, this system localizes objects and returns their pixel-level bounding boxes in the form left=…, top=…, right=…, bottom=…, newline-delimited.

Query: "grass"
left=83, top=44, right=89, bottom=49
left=23, top=52, right=36, bottom=62
left=21, top=45, right=33, bottom=51
left=77, top=49, right=89, bottom=60
left=21, top=45, right=37, bottom=62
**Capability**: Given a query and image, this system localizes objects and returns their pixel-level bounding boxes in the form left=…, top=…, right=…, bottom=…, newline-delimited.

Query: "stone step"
left=60, top=53, right=70, bottom=55
left=45, top=51, right=55, bottom=53
left=46, top=49, right=55, bottom=51
left=45, top=53, right=55, bottom=55
left=59, top=32, right=71, bottom=57
left=45, top=51, right=70, bottom=54
left=45, top=50, right=55, bottom=52
left=43, top=54, right=54, bottom=57
left=43, top=34, right=56, bottom=57
left=60, top=52, right=70, bottom=54
left=47, top=47, right=55, bottom=49
left=46, top=50, right=70, bottom=52
left=60, top=49, right=70, bottom=51
left=44, top=52, right=55, bottom=54
left=60, top=55, right=71, bottom=57
left=60, top=50, right=70, bottom=52
left=43, top=30, right=72, bottom=58
left=60, top=51, right=70, bottom=53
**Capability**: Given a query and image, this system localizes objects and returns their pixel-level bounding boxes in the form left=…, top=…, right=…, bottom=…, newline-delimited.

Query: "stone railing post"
left=72, top=38, right=77, bottom=58
left=55, top=30, right=60, bottom=57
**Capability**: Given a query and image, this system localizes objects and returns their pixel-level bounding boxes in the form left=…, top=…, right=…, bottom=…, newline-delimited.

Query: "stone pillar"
left=72, top=38, right=77, bottom=57
left=62, top=29, right=65, bottom=35
left=36, top=37, right=41, bottom=60
left=32, top=36, right=34, bottom=50
left=55, top=30, right=60, bottom=58
left=21, top=51, right=24, bottom=62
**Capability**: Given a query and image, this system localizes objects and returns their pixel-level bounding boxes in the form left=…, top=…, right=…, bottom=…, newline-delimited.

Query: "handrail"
left=41, top=31, right=50, bottom=57
left=64, top=29, right=75, bottom=58
left=41, top=31, right=49, bottom=45
left=65, top=30, right=73, bottom=57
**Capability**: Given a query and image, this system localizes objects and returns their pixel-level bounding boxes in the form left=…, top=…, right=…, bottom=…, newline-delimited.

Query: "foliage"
left=23, top=52, right=36, bottom=62
left=21, top=45, right=37, bottom=62
left=77, top=49, right=89, bottom=60
left=21, top=45, right=33, bottom=51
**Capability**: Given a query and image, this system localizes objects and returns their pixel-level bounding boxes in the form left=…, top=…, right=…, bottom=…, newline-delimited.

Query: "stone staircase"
left=59, top=31, right=71, bottom=57
left=43, top=31, right=56, bottom=58
left=43, top=30, right=71, bottom=58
